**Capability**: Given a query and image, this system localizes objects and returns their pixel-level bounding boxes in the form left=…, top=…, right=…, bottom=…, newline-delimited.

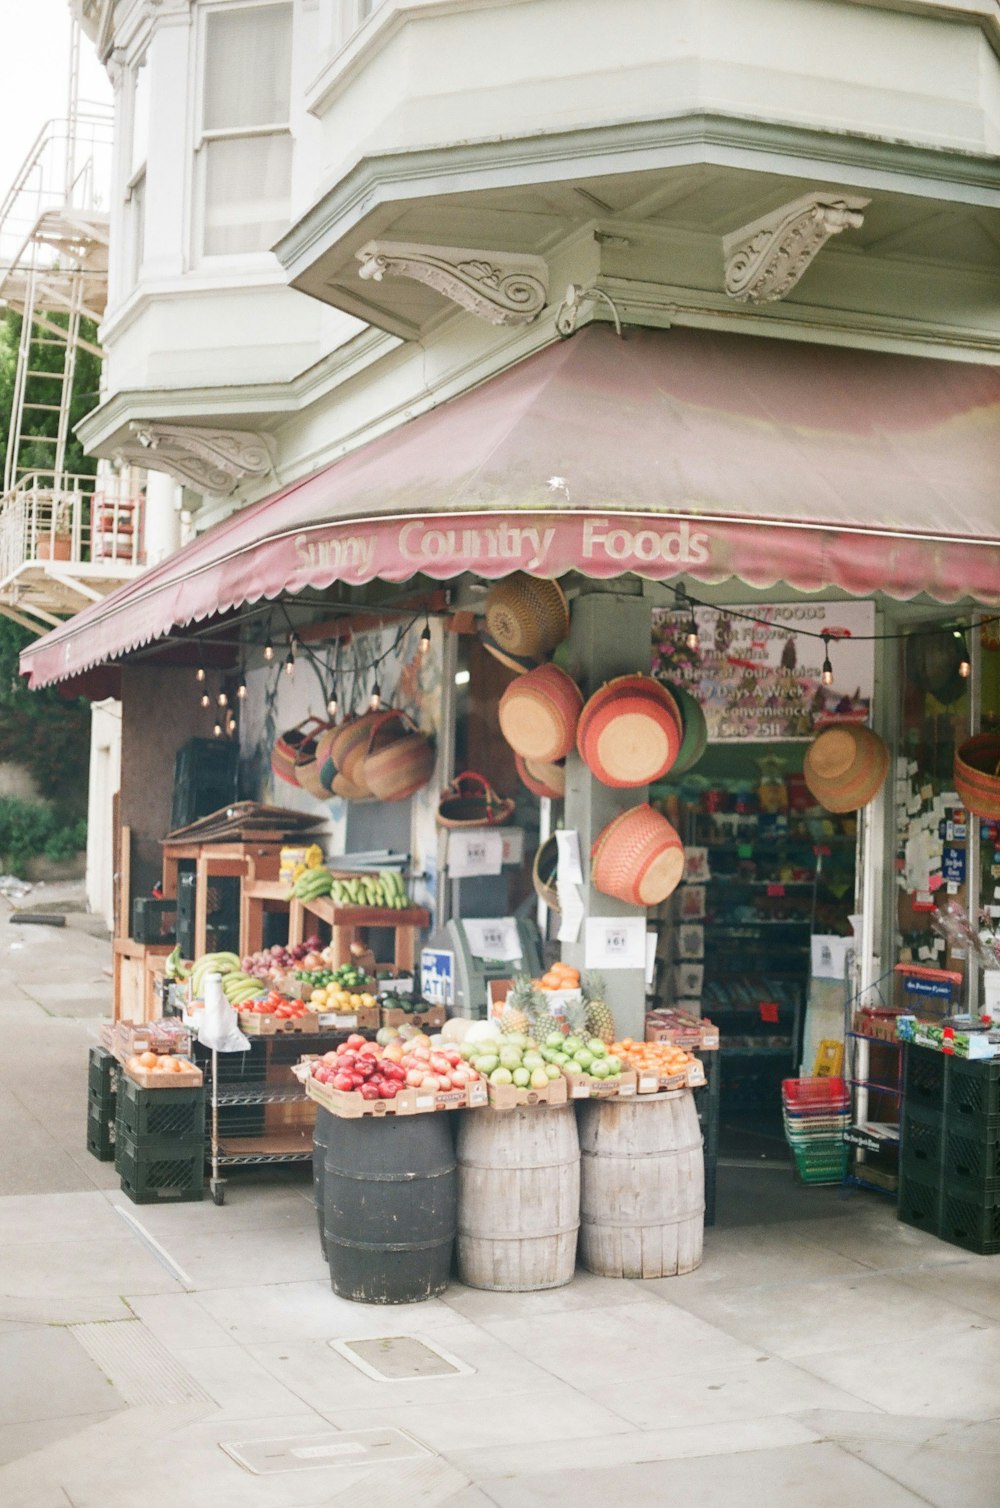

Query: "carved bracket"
left=723, top=193, right=869, bottom=304
left=114, top=423, right=274, bottom=496
left=356, top=240, right=548, bottom=326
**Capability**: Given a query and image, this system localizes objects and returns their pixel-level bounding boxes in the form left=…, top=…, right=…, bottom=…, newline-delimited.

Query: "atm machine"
left=424, top=912, right=543, bottom=1019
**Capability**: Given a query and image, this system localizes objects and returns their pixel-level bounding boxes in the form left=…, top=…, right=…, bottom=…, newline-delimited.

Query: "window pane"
left=202, top=133, right=292, bottom=255
left=131, top=171, right=146, bottom=280
left=204, top=4, right=292, bottom=130
left=131, top=64, right=150, bottom=174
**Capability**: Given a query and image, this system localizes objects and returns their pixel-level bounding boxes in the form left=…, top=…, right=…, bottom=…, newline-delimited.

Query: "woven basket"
left=499, top=664, right=582, bottom=762
left=516, top=753, right=566, bottom=801
left=577, top=675, right=682, bottom=788
left=294, top=722, right=337, bottom=800
left=338, top=711, right=400, bottom=789
left=532, top=834, right=560, bottom=912
left=315, top=723, right=342, bottom=793
left=592, top=804, right=685, bottom=906
left=436, top=772, right=515, bottom=829
left=664, top=682, right=708, bottom=777
left=478, top=626, right=541, bottom=675
left=364, top=711, right=436, bottom=802
left=272, top=716, right=328, bottom=788
left=803, top=723, right=889, bottom=813
left=483, top=573, right=570, bottom=662
left=955, top=734, right=1000, bottom=818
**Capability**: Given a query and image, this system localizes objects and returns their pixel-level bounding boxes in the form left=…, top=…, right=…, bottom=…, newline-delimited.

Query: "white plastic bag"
left=197, top=973, right=251, bottom=1053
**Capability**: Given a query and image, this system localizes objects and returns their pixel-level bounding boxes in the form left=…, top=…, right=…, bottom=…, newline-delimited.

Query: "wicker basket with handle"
left=272, top=716, right=329, bottom=788
left=364, top=711, right=436, bottom=802
left=436, top=772, right=515, bottom=829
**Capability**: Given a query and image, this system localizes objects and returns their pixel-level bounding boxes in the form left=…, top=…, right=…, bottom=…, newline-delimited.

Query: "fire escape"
left=0, top=23, right=144, bottom=636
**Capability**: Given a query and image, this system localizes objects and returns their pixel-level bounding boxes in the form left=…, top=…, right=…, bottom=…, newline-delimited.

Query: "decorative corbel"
left=116, top=422, right=274, bottom=496
left=724, top=193, right=869, bottom=304
left=356, top=240, right=548, bottom=326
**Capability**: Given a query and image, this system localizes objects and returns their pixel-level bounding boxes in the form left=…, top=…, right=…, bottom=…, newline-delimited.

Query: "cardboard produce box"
left=562, top=1068, right=637, bottom=1100
left=487, top=1075, right=569, bottom=1109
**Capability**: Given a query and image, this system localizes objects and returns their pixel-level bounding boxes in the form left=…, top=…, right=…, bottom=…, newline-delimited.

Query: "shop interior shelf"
left=296, top=897, right=430, bottom=929
left=720, top=1044, right=795, bottom=1056
left=213, top=1086, right=304, bottom=1106
left=849, top=1077, right=903, bottom=1096
left=215, top=1133, right=314, bottom=1164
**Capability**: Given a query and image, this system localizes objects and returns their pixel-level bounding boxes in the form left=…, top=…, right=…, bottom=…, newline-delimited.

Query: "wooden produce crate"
left=239, top=1012, right=323, bottom=1037
left=487, top=1076, right=569, bottom=1109
left=302, top=1069, right=486, bottom=1119
left=124, top=1059, right=204, bottom=1090
left=635, top=1069, right=688, bottom=1095
left=562, top=1069, right=638, bottom=1100
left=380, top=1004, right=446, bottom=1031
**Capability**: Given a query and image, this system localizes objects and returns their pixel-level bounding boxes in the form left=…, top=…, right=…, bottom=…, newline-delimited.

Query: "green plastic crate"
left=897, top=1170, right=941, bottom=1236
left=115, top=1076, right=205, bottom=1142
left=86, top=1095, right=115, bottom=1162
left=116, top=1129, right=203, bottom=1205
left=940, top=1190, right=1000, bottom=1255
left=88, top=1045, right=119, bottom=1103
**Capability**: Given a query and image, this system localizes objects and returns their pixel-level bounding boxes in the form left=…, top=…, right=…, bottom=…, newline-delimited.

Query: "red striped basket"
left=364, top=711, right=436, bottom=802
left=499, top=664, right=582, bottom=762
left=577, top=675, right=683, bottom=788
left=272, top=717, right=328, bottom=788
left=515, top=753, right=566, bottom=800
left=803, top=724, right=889, bottom=813
left=591, top=804, right=685, bottom=906
left=955, top=734, right=1000, bottom=818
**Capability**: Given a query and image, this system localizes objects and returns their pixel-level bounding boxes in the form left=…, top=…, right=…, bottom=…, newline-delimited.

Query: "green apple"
left=587, top=1039, right=607, bottom=1057
left=499, top=1046, right=523, bottom=1071
left=589, top=1057, right=611, bottom=1079
left=574, top=1050, right=594, bottom=1072
left=545, top=1062, right=561, bottom=1080
left=605, top=1055, right=621, bottom=1075
left=490, top=1066, right=514, bottom=1085
left=564, top=1036, right=583, bottom=1055
left=512, top=1067, right=531, bottom=1088
left=474, top=1054, right=499, bottom=1076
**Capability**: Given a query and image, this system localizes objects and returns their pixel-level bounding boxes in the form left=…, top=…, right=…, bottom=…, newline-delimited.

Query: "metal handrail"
left=0, top=471, right=143, bottom=575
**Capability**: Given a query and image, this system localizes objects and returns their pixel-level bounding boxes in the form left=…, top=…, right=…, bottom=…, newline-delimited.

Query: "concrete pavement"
left=1, top=914, right=999, bottom=1507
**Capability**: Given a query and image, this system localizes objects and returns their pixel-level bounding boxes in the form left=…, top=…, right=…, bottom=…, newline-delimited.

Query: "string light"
left=200, top=690, right=211, bottom=709
left=195, top=665, right=206, bottom=683
left=284, top=649, right=295, bottom=678
left=419, top=619, right=432, bottom=654
left=684, top=612, right=699, bottom=652
left=226, top=713, right=237, bottom=736
left=212, top=719, right=223, bottom=737
left=369, top=680, right=382, bottom=711
left=263, top=637, right=274, bottom=662
left=236, top=675, right=247, bottom=701
left=821, top=633, right=834, bottom=686
left=327, top=685, right=338, bottom=718
left=956, top=629, right=971, bottom=679
left=217, top=690, right=228, bottom=708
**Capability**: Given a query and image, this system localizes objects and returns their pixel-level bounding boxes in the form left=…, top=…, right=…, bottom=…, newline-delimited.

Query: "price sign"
left=448, top=829, right=503, bottom=877
left=584, top=916, right=646, bottom=970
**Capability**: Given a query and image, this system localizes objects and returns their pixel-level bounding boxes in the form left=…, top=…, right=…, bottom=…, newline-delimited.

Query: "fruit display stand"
left=112, top=939, right=176, bottom=1023
left=289, top=894, right=430, bottom=974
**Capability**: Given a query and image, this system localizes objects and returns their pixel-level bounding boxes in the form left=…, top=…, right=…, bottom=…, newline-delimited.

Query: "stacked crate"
left=114, top=1074, right=206, bottom=1204
left=87, top=1046, right=119, bottom=1161
left=781, top=1076, right=850, bottom=1184
left=899, top=1045, right=1000, bottom=1254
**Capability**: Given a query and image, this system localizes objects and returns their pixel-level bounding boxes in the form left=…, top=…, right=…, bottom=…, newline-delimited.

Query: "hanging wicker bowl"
left=499, top=664, right=582, bottom=762
left=532, top=835, right=561, bottom=912
left=664, top=681, right=708, bottom=777
left=515, top=753, right=566, bottom=801
left=483, top=573, right=570, bottom=662
left=363, top=712, right=436, bottom=802
left=955, top=734, right=1000, bottom=819
left=591, top=804, right=685, bottom=906
left=577, top=675, right=683, bottom=788
left=803, top=723, right=890, bottom=813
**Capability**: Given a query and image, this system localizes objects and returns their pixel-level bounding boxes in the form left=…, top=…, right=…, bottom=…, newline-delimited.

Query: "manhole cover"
left=221, top=1428, right=432, bottom=1475
left=330, top=1335, right=475, bottom=1382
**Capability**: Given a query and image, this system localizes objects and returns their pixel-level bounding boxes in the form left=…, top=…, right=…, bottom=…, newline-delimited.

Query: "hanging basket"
left=803, top=723, right=889, bottom=813
left=294, top=722, right=338, bottom=800
left=272, top=716, right=328, bottom=788
left=577, top=675, right=683, bottom=788
left=482, top=573, right=570, bottom=664
left=364, top=711, right=436, bottom=802
left=515, top=752, right=566, bottom=801
left=591, top=804, right=685, bottom=907
left=532, top=834, right=561, bottom=912
left=664, top=681, right=708, bottom=777
left=498, top=664, right=583, bottom=762
left=955, top=734, right=1000, bottom=819
left=315, top=723, right=342, bottom=794
left=436, top=772, right=515, bottom=829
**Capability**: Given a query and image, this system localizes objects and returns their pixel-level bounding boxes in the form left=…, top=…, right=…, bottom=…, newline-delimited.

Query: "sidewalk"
left=1, top=916, right=999, bottom=1508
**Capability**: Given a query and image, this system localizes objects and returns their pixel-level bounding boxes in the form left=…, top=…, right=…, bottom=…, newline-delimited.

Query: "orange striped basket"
left=577, top=675, right=683, bottom=788
left=272, top=716, right=328, bottom=788
left=364, top=711, right=436, bottom=802
left=664, top=681, right=708, bottom=777
left=803, top=724, right=889, bottom=813
left=515, top=753, right=566, bottom=801
left=955, top=734, right=1000, bottom=818
left=591, top=804, right=686, bottom=906
left=498, top=664, right=583, bottom=762
left=294, top=722, right=337, bottom=800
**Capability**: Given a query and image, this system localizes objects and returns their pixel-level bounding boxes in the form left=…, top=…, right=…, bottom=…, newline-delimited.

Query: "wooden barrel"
left=312, top=1105, right=333, bottom=1259
left=456, top=1104, right=580, bottom=1291
left=577, top=1091, right=704, bottom=1278
left=324, top=1114, right=456, bottom=1303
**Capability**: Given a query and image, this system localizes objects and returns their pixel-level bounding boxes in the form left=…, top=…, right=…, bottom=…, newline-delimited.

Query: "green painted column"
left=562, top=588, right=651, bottom=1041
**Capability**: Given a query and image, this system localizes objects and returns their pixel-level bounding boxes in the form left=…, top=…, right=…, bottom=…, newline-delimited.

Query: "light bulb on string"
left=956, top=629, right=971, bottom=679
left=226, top=713, right=237, bottom=736
left=236, top=675, right=247, bottom=701
left=200, top=691, right=211, bottom=709
left=195, top=665, right=206, bottom=683
left=419, top=619, right=432, bottom=654
left=217, top=690, right=228, bottom=708
left=821, top=633, right=834, bottom=687
left=213, top=719, right=223, bottom=738
left=327, top=685, right=338, bottom=718
left=684, top=613, right=699, bottom=652
left=263, top=637, right=274, bottom=662
left=284, top=650, right=295, bottom=678
left=369, top=680, right=382, bottom=711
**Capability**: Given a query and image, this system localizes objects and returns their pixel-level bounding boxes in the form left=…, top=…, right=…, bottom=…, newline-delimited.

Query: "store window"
left=197, top=3, right=293, bottom=257
left=125, top=61, right=149, bottom=286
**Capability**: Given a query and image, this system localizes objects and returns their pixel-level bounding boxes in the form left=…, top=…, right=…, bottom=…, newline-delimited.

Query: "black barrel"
left=312, top=1106, right=333, bottom=1258
left=324, top=1114, right=456, bottom=1304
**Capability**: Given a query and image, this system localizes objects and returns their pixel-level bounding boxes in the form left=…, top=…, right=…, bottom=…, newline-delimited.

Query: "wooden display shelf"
left=289, top=896, right=430, bottom=973
left=113, top=938, right=176, bottom=1023
left=161, top=835, right=285, bottom=960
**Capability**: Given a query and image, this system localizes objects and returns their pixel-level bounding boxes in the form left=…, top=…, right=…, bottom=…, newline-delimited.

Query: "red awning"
left=21, top=324, right=1000, bottom=687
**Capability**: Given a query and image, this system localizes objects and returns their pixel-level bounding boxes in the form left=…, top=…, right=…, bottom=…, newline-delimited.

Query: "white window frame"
left=193, top=0, right=294, bottom=265
left=123, top=59, right=149, bottom=287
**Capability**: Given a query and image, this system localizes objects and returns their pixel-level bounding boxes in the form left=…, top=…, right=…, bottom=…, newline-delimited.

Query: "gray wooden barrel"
left=312, top=1105, right=333, bottom=1259
left=456, top=1103, right=580, bottom=1291
left=577, top=1090, right=704, bottom=1278
left=324, top=1113, right=456, bottom=1304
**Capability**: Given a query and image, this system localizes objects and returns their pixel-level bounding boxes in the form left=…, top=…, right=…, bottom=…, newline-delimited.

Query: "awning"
left=22, top=324, right=1000, bottom=688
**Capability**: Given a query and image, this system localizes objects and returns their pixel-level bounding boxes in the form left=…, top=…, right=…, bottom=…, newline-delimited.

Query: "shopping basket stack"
left=782, top=1076, right=850, bottom=1184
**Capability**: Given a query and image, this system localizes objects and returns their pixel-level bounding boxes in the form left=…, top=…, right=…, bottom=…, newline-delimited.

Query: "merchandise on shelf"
left=124, top=1051, right=203, bottom=1088
left=298, top=1033, right=487, bottom=1117
left=896, top=1015, right=1000, bottom=1059
left=612, top=1037, right=706, bottom=1090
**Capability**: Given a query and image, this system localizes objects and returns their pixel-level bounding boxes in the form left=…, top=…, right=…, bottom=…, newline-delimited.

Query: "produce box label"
left=564, top=1069, right=637, bottom=1100
left=487, top=1076, right=568, bottom=1109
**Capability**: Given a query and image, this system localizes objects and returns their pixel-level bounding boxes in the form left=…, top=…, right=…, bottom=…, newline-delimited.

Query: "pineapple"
left=583, top=972, right=616, bottom=1045
left=500, top=975, right=541, bottom=1036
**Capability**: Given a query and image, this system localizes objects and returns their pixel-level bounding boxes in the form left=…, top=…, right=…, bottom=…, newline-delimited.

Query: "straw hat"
left=577, top=675, right=683, bottom=788
left=482, top=574, right=570, bottom=665
left=802, top=723, right=889, bottom=813
left=499, top=664, right=583, bottom=762
left=515, top=753, right=566, bottom=801
left=592, top=804, right=685, bottom=906
left=955, top=734, right=1000, bottom=818
left=664, top=682, right=708, bottom=777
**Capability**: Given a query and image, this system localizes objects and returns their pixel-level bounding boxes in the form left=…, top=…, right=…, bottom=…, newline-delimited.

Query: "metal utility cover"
left=330, top=1335, right=475, bottom=1382
left=221, top=1428, right=432, bottom=1475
